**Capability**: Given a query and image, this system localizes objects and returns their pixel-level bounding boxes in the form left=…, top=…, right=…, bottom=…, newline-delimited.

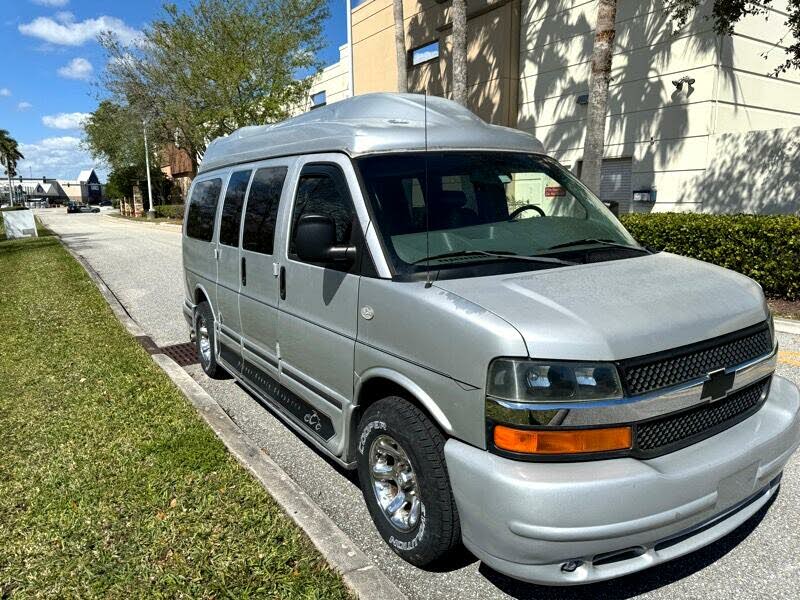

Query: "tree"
left=83, top=102, right=171, bottom=204
left=0, top=130, right=24, bottom=205
left=581, top=0, right=617, bottom=195
left=451, top=0, right=468, bottom=106
left=100, top=0, right=328, bottom=177
left=393, top=0, right=407, bottom=93
left=666, top=1, right=800, bottom=75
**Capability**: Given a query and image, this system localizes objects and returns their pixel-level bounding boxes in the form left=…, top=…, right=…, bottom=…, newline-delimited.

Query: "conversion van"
left=182, top=94, right=799, bottom=585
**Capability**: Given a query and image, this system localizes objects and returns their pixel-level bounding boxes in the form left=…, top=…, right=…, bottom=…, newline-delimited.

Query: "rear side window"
left=219, top=170, right=252, bottom=247
left=186, top=178, right=222, bottom=242
left=242, top=166, right=288, bottom=255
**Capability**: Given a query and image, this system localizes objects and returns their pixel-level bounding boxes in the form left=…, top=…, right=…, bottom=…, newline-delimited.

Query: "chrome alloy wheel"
left=197, top=316, right=211, bottom=364
left=368, top=434, right=421, bottom=532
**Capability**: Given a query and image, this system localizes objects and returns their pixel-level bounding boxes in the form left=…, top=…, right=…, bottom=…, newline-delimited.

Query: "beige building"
left=298, top=43, right=353, bottom=113
left=349, top=0, right=800, bottom=214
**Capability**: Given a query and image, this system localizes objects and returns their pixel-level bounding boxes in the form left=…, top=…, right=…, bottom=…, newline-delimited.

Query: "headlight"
left=487, top=358, right=623, bottom=403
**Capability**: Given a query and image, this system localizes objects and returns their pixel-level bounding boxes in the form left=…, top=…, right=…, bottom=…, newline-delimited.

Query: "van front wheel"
left=356, top=397, right=461, bottom=566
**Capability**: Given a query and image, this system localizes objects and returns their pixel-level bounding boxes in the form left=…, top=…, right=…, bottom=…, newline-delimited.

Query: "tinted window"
left=242, top=167, right=288, bottom=255
left=311, top=91, right=326, bottom=108
left=411, top=41, right=439, bottom=66
left=186, top=178, right=222, bottom=242
left=289, top=166, right=355, bottom=259
left=219, top=170, right=252, bottom=247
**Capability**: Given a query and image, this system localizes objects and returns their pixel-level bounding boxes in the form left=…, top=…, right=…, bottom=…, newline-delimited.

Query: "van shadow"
left=478, top=491, right=777, bottom=599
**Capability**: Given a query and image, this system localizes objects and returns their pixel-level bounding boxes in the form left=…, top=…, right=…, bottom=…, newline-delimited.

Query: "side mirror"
left=295, top=214, right=357, bottom=264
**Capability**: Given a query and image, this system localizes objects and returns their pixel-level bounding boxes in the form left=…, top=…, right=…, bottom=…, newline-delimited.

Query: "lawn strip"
left=0, top=235, right=351, bottom=599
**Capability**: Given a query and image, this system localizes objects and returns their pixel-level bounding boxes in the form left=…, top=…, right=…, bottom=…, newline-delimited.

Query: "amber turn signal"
left=493, top=425, right=633, bottom=455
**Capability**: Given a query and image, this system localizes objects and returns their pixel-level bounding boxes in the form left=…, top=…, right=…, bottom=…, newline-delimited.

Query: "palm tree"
left=451, top=0, right=468, bottom=106
left=393, top=0, right=407, bottom=93
left=0, top=129, right=24, bottom=205
left=581, top=0, right=618, bottom=195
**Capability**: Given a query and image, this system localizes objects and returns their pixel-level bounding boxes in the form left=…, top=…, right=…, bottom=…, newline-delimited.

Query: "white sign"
left=2, top=210, right=38, bottom=239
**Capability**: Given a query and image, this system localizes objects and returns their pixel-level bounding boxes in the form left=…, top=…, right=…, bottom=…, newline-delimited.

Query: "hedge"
left=619, top=213, right=800, bottom=300
left=154, top=204, right=185, bottom=220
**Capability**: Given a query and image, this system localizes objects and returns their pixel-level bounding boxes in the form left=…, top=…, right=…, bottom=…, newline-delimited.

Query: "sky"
left=0, top=0, right=348, bottom=181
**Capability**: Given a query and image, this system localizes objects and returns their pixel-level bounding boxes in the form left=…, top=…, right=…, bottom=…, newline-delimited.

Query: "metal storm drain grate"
left=160, top=342, right=200, bottom=366
left=135, top=336, right=199, bottom=367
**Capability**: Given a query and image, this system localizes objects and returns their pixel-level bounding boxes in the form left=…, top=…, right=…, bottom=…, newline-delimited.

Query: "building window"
left=410, top=41, right=439, bottom=66
left=310, top=90, right=326, bottom=109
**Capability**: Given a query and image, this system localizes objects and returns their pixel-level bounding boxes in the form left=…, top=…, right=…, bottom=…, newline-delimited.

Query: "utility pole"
left=346, top=0, right=355, bottom=98
left=143, top=120, right=156, bottom=219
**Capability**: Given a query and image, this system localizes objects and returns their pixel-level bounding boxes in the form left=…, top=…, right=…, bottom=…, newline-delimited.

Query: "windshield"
left=356, top=152, right=640, bottom=277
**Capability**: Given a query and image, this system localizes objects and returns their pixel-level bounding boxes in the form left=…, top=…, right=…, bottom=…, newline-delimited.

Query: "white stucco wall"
left=518, top=0, right=800, bottom=214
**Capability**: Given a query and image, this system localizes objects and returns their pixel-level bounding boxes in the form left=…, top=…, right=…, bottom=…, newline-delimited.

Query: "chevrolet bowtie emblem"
left=701, top=368, right=736, bottom=402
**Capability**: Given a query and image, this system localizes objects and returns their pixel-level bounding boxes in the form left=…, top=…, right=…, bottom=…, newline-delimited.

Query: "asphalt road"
left=38, top=209, right=800, bottom=600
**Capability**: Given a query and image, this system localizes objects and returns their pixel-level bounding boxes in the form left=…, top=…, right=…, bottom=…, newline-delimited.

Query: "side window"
left=289, top=165, right=355, bottom=262
left=242, top=166, right=288, bottom=255
left=186, top=178, right=222, bottom=242
left=219, top=170, right=252, bottom=247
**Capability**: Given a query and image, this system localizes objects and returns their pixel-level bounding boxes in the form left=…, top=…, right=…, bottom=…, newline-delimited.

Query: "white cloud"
left=0, top=88, right=10, bottom=96
left=42, top=112, right=90, bottom=129
left=57, top=57, right=93, bottom=80
left=19, top=12, right=141, bottom=46
left=31, top=0, right=71, bottom=7
left=17, top=136, right=100, bottom=180
left=17, top=101, right=33, bottom=111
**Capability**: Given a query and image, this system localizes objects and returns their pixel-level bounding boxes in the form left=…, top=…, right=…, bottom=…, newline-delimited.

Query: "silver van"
left=182, top=93, right=800, bottom=585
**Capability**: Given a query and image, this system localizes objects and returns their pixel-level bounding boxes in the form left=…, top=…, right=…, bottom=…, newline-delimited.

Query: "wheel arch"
left=193, top=284, right=215, bottom=319
left=349, top=368, right=454, bottom=462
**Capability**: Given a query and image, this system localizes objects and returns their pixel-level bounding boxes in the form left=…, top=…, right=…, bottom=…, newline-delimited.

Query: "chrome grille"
left=620, top=324, right=772, bottom=396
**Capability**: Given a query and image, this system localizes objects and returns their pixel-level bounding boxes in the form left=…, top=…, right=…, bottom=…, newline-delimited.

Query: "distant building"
left=57, top=169, right=103, bottom=204
left=5, top=168, right=105, bottom=205
left=160, top=145, right=195, bottom=202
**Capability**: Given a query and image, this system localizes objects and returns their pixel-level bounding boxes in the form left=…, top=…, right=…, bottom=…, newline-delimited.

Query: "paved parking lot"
left=39, top=209, right=800, bottom=599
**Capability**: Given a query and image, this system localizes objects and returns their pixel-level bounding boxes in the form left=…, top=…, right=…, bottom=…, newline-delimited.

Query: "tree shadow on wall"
left=675, top=127, right=800, bottom=214
left=515, top=0, right=735, bottom=211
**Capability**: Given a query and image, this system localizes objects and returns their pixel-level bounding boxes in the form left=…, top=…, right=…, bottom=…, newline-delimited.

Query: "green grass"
left=0, top=235, right=351, bottom=599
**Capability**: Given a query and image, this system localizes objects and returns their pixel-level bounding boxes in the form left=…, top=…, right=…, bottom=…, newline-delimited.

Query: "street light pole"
left=143, top=120, right=156, bottom=219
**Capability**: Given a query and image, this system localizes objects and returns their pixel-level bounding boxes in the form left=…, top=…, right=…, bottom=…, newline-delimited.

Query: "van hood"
left=433, top=253, right=769, bottom=361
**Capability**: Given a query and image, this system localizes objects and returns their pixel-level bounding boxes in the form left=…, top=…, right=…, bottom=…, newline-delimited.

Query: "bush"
left=154, top=204, right=184, bottom=220
left=620, top=213, right=800, bottom=300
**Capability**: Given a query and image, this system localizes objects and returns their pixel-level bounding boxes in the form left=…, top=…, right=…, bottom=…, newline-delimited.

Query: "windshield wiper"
left=412, top=249, right=576, bottom=266
left=546, top=238, right=650, bottom=253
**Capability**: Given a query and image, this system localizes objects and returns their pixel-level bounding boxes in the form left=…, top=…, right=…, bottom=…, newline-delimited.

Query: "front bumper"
left=444, top=375, right=800, bottom=585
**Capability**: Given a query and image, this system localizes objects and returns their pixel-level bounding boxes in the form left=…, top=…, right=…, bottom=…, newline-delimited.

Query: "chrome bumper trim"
left=486, top=346, right=778, bottom=427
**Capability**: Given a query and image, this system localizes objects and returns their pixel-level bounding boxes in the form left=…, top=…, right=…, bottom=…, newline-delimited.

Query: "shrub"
left=154, top=204, right=185, bottom=220
left=620, top=213, right=800, bottom=300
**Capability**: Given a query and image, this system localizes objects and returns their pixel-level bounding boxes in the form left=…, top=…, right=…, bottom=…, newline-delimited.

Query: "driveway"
left=38, top=208, right=800, bottom=600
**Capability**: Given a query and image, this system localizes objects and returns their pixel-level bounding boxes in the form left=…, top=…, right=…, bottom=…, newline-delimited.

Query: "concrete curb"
left=775, top=318, right=800, bottom=336
left=104, top=212, right=183, bottom=230
left=59, top=239, right=406, bottom=600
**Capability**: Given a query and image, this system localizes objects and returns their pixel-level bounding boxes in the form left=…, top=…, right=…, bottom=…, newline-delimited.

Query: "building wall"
left=523, top=0, right=800, bottom=213
left=294, top=43, right=352, bottom=115
left=352, top=0, right=521, bottom=126
left=351, top=0, right=800, bottom=213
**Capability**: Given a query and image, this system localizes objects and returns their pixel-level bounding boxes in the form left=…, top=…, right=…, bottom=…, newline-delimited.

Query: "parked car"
left=99, top=200, right=112, bottom=207
left=181, top=94, right=800, bottom=585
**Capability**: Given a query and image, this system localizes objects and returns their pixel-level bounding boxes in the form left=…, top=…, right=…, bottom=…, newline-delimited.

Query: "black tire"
left=356, top=397, right=461, bottom=566
left=194, top=301, right=224, bottom=379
